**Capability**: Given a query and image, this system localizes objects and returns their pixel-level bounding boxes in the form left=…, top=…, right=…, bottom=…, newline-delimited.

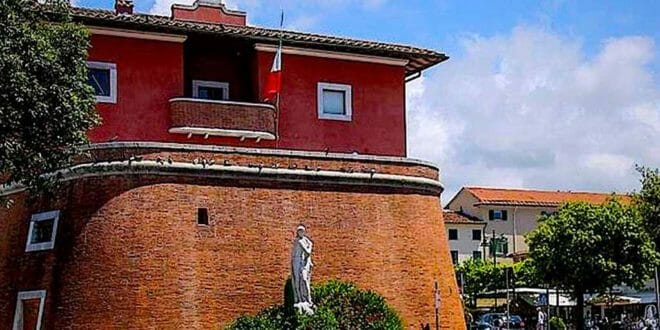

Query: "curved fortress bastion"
left=0, top=142, right=465, bottom=329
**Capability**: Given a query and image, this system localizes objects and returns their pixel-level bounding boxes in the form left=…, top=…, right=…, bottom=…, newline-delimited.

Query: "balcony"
left=169, top=98, right=277, bottom=141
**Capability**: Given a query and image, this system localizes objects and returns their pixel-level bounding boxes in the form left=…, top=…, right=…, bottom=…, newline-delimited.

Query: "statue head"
left=296, top=225, right=306, bottom=238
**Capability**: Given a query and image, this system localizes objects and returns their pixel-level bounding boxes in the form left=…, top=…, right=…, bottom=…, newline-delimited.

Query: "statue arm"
left=298, top=238, right=312, bottom=255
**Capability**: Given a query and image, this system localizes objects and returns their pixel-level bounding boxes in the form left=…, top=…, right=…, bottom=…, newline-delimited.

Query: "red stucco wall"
left=86, top=35, right=407, bottom=156
left=86, top=35, right=184, bottom=143
left=257, top=51, right=408, bottom=157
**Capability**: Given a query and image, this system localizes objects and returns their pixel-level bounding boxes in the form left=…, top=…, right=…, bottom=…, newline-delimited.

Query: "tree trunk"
left=575, top=287, right=585, bottom=330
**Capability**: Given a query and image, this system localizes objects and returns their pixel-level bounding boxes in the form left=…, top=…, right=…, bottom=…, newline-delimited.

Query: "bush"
left=549, top=316, right=566, bottom=330
left=227, top=280, right=403, bottom=330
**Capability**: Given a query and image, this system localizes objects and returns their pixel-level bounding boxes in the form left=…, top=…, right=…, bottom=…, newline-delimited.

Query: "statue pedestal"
left=294, top=302, right=314, bottom=315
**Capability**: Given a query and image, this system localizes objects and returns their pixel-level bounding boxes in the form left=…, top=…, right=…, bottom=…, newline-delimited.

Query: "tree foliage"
left=527, top=199, right=657, bottom=330
left=0, top=0, right=99, bottom=191
left=228, top=280, right=403, bottom=330
left=456, top=258, right=542, bottom=306
left=635, top=166, right=660, bottom=249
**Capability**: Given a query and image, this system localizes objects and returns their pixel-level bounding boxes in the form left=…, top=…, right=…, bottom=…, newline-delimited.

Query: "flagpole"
left=274, top=9, right=284, bottom=141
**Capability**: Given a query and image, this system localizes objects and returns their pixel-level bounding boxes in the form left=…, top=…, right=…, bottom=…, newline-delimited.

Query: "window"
left=317, top=82, right=352, bottom=121
left=473, top=251, right=482, bottom=260
left=489, top=237, right=509, bottom=257
left=450, top=250, right=459, bottom=265
left=448, top=229, right=458, bottom=240
left=87, top=61, right=117, bottom=103
left=488, top=209, right=508, bottom=221
left=12, top=290, right=46, bottom=330
left=193, top=80, right=229, bottom=101
left=197, top=208, right=209, bottom=225
left=472, top=229, right=482, bottom=241
left=25, top=210, right=60, bottom=252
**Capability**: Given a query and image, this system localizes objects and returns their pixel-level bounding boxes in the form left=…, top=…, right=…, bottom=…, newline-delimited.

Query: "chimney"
left=171, top=0, right=247, bottom=26
left=115, top=0, right=134, bottom=15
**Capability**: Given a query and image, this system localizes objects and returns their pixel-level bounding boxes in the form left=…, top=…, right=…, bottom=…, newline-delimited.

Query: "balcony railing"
left=169, top=98, right=277, bottom=141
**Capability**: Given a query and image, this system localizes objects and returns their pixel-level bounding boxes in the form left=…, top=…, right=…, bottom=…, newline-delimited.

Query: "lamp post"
left=505, top=267, right=510, bottom=330
left=481, top=231, right=505, bottom=312
left=492, top=230, right=499, bottom=310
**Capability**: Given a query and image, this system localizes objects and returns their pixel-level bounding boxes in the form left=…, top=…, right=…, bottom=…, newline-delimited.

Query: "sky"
left=76, top=0, right=660, bottom=201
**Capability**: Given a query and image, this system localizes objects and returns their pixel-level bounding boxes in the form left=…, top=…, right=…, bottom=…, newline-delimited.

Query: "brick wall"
left=169, top=99, right=276, bottom=136
left=0, top=170, right=463, bottom=329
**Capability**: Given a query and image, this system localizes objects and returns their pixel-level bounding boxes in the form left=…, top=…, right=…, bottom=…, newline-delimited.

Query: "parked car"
left=475, top=313, right=525, bottom=329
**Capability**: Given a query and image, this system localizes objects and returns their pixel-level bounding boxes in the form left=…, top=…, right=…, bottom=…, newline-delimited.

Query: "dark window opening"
left=472, top=229, right=482, bottom=241
left=30, top=218, right=54, bottom=244
left=197, top=208, right=209, bottom=225
left=198, top=86, right=227, bottom=100
left=489, top=209, right=508, bottom=221
left=448, top=229, right=458, bottom=240
left=450, top=250, right=459, bottom=265
left=88, top=68, right=111, bottom=96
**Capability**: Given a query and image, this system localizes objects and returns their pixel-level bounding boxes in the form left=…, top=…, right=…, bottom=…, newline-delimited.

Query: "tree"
left=456, top=258, right=500, bottom=306
left=455, top=258, right=542, bottom=308
left=634, top=166, right=660, bottom=315
left=635, top=166, right=660, bottom=247
left=0, top=0, right=99, bottom=193
left=527, top=199, right=657, bottom=330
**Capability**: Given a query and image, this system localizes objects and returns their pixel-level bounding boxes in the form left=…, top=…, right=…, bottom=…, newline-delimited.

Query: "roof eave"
left=62, top=7, right=448, bottom=75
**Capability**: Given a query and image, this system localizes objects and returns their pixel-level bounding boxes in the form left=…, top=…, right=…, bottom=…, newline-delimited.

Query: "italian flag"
left=263, top=44, right=282, bottom=103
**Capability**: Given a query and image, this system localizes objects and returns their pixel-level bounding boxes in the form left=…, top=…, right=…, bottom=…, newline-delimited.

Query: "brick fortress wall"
left=0, top=143, right=464, bottom=329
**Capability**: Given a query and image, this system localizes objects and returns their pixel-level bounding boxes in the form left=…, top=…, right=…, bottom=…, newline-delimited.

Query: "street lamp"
left=480, top=230, right=505, bottom=310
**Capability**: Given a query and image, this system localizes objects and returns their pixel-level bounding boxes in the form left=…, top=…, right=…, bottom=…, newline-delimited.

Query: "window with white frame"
left=317, top=82, right=352, bottom=121
left=25, top=210, right=60, bottom=252
left=12, top=290, right=46, bottom=330
left=87, top=61, right=117, bottom=103
left=192, top=80, right=229, bottom=101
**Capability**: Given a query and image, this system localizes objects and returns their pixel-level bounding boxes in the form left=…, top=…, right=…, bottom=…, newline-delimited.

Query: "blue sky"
left=79, top=0, right=660, bottom=64
left=77, top=0, right=660, bottom=200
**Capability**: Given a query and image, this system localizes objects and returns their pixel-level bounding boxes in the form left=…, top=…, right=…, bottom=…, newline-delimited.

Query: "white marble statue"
left=291, top=224, right=314, bottom=315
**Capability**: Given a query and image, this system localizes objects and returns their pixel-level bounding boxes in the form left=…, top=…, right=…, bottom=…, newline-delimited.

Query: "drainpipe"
left=512, top=206, right=518, bottom=256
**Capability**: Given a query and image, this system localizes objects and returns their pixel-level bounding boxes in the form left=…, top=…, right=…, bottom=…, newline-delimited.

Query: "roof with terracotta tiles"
left=442, top=210, right=485, bottom=225
left=51, top=6, right=448, bottom=75
left=460, top=187, right=631, bottom=207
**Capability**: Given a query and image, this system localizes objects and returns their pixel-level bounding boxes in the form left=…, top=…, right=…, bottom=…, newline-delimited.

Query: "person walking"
left=537, top=307, right=546, bottom=330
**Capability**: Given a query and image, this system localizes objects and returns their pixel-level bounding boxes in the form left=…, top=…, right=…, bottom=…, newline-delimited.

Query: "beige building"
left=443, top=210, right=487, bottom=264
left=445, top=187, right=630, bottom=263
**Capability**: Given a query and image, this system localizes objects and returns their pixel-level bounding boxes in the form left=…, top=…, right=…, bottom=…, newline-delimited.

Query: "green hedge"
left=228, top=280, right=403, bottom=330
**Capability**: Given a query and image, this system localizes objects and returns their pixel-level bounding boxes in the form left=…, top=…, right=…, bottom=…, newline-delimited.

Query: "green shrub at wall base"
left=228, top=280, right=403, bottom=330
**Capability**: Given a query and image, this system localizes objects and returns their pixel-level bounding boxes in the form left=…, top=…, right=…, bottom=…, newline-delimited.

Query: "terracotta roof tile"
left=443, top=210, right=485, bottom=225
left=55, top=6, right=448, bottom=75
left=464, top=187, right=631, bottom=207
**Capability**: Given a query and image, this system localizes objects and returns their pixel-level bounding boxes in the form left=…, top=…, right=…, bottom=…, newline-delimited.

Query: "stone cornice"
left=85, top=141, right=440, bottom=170
left=0, top=160, right=443, bottom=197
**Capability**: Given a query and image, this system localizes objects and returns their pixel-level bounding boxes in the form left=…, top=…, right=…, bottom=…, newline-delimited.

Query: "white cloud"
left=149, top=0, right=194, bottom=16
left=406, top=26, right=660, bottom=202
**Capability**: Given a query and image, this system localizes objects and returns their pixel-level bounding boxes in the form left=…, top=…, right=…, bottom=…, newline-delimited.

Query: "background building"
left=443, top=210, right=486, bottom=264
left=445, top=187, right=630, bottom=263
left=0, top=1, right=467, bottom=329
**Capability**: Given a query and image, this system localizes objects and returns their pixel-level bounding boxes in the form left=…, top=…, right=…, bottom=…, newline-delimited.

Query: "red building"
left=0, top=1, right=465, bottom=328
